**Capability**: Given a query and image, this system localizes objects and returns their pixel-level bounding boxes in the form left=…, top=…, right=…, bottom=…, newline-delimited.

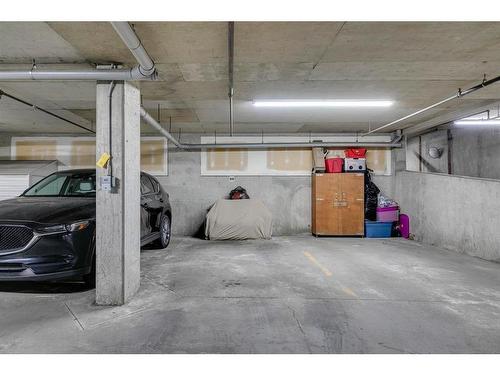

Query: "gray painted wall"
left=394, top=171, right=500, bottom=262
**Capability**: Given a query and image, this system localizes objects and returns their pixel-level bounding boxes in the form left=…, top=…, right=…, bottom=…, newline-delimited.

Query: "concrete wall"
left=406, top=126, right=500, bottom=180
left=451, top=127, right=500, bottom=180
left=401, top=132, right=500, bottom=261
left=158, top=134, right=395, bottom=236
left=406, top=130, right=448, bottom=174
left=1, top=132, right=395, bottom=236
left=394, top=171, right=500, bottom=262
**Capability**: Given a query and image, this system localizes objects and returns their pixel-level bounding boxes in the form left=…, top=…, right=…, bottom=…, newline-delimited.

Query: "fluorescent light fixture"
left=253, top=100, right=393, bottom=108
left=454, top=119, right=500, bottom=126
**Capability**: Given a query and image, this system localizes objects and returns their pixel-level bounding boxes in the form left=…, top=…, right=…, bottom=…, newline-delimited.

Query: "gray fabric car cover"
left=205, top=199, right=272, bottom=240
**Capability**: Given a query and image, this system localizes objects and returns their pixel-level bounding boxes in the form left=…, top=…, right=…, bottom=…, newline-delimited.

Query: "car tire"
left=154, top=215, right=171, bottom=249
left=83, top=254, right=96, bottom=289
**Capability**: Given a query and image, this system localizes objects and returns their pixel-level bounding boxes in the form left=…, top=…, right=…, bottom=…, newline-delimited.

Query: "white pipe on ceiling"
left=0, top=66, right=155, bottom=81
left=139, top=105, right=402, bottom=150
left=0, top=22, right=157, bottom=81
left=110, top=22, right=156, bottom=77
left=362, top=75, right=500, bottom=136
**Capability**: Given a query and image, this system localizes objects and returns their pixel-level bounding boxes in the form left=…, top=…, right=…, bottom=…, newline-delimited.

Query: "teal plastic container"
left=365, top=220, right=392, bottom=238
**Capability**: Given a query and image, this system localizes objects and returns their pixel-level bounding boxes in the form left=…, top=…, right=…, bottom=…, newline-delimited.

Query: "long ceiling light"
left=253, top=100, right=394, bottom=108
left=454, top=119, right=500, bottom=126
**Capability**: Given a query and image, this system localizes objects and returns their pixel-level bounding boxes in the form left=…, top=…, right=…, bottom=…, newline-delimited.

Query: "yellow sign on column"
left=96, top=152, right=111, bottom=169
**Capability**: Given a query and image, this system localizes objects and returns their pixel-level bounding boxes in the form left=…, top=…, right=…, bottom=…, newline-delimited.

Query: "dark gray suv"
left=0, top=169, right=172, bottom=287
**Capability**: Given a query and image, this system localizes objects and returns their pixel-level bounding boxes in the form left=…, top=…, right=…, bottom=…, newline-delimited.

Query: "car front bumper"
left=0, top=221, right=94, bottom=281
left=0, top=265, right=91, bottom=281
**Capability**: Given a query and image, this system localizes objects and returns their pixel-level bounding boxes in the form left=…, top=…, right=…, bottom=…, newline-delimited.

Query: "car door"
left=140, top=174, right=155, bottom=239
left=145, top=175, right=164, bottom=230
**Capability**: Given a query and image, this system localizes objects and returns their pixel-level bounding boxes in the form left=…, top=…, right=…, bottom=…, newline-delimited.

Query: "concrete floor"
left=1, top=235, right=500, bottom=353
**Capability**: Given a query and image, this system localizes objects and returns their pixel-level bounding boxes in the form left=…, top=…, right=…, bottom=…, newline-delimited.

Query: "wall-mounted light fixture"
left=428, top=146, right=443, bottom=159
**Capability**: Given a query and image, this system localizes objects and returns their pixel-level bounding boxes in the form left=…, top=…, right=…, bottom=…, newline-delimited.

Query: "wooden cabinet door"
left=312, top=174, right=340, bottom=235
left=338, top=173, right=365, bottom=235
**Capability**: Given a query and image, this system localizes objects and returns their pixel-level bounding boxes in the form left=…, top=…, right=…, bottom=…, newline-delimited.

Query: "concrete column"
left=95, top=81, right=141, bottom=305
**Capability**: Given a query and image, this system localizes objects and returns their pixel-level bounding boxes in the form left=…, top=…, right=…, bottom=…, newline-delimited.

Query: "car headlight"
left=66, top=220, right=91, bottom=232
left=35, top=221, right=91, bottom=236
left=36, top=224, right=67, bottom=235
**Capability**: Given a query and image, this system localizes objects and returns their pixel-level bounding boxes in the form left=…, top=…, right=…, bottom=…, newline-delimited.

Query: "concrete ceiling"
left=1, top=21, right=500, bottom=134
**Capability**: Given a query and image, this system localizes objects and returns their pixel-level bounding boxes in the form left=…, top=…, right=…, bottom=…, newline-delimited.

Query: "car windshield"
left=23, top=172, right=96, bottom=197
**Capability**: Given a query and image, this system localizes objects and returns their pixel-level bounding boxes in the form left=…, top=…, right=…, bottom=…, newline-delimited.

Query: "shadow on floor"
left=0, top=280, right=92, bottom=294
left=141, top=243, right=165, bottom=251
left=0, top=245, right=166, bottom=295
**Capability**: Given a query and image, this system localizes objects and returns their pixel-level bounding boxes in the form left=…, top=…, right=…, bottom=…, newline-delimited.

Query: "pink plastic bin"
left=376, top=206, right=399, bottom=222
left=399, top=214, right=410, bottom=239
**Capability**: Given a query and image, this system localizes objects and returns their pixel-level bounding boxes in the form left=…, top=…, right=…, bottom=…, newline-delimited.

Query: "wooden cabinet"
left=312, top=173, right=365, bottom=236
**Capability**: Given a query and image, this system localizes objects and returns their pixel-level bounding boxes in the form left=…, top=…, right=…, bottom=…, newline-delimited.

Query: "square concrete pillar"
left=95, top=81, right=141, bottom=305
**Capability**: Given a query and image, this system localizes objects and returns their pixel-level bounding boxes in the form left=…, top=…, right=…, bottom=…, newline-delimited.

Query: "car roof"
left=55, top=168, right=95, bottom=175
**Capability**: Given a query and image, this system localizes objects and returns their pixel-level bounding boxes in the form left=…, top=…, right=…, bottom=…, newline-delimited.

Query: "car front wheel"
left=154, top=215, right=171, bottom=249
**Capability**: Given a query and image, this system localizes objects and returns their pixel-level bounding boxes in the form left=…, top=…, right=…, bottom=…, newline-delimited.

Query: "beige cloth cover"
left=205, top=199, right=273, bottom=240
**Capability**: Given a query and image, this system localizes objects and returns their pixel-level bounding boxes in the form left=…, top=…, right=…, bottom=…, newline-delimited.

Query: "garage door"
left=0, top=175, right=30, bottom=201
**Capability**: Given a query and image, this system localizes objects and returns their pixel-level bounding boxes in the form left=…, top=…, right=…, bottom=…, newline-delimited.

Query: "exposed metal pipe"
left=362, top=74, right=500, bottom=136
left=228, top=22, right=235, bottom=136
left=108, top=81, right=116, bottom=178
left=139, top=106, right=402, bottom=150
left=0, top=22, right=156, bottom=81
left=176, top=141, right=402, bottom=150
left=229, top=89, right=234, bottom=137
left=140, top=107, right=185, bottom=149
left=110, top=22, right=156, bottom=77
left=0, top=66, right=156, bottom=81
left=0, top=89, right=95, bottom=133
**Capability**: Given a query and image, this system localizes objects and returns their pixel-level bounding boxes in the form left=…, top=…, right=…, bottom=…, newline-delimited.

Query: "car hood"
left=0, top=197, right=96, bottom=224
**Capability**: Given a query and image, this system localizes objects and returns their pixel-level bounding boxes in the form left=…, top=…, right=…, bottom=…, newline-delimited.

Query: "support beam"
left=95, top=81, right=141, bottom=305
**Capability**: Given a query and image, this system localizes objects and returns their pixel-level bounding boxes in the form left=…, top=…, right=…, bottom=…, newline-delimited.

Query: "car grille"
left=0, top=225, right=34, bottom=252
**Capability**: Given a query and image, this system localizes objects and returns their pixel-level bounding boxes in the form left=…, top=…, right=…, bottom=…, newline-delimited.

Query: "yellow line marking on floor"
left=341, top=286, right=359, bottom=298
left=303, top=251, right=332, bottom=277
left=302, top=251, right=359, bottom=298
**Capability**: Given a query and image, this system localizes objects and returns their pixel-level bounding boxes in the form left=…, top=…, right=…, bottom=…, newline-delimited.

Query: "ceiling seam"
left=307, top=22, right=346, bottom=80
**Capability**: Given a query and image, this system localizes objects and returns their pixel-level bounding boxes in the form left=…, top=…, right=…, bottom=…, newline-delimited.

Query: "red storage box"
left=325, top=157, right=343, bottom=173
left=344, top=148, right=367, bottom=158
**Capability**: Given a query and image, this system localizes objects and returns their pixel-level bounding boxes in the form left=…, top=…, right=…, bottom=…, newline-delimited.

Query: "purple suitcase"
left=399, top=214, right=410, bottom=239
